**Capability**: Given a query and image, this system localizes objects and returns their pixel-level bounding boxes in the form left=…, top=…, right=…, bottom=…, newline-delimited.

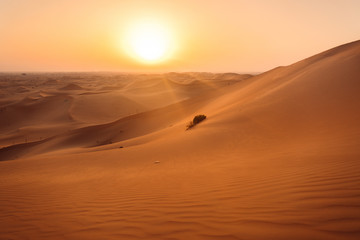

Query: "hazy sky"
left=0, top=0, right=359, bottom=72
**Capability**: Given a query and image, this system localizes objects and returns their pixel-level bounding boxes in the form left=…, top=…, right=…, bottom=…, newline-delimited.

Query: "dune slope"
left=0, top=40, right=360, bottom=240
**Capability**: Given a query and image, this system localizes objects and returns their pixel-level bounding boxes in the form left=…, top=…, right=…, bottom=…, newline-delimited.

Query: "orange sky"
left=0, top=0, right=359, bottom=72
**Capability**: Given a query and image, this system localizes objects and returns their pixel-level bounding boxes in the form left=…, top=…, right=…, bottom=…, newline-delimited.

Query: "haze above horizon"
left=0, top=0, right=359, bottom=72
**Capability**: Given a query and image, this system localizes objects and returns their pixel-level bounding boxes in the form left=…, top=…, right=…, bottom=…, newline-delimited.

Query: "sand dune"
left=0, top=40, right=360, bottom=239
left=0, top=94, right=74, bottom=133
left=59, top=83, right=84, bottom=91
left=0, top=72, right=250, bottom=156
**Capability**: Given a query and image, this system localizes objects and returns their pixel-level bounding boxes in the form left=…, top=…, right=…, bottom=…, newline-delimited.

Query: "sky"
left=0, top=0, right=359, bottom=72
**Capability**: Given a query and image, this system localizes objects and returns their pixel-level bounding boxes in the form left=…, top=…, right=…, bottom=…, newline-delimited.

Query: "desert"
left=1, top=40, right=360, bottom=239
left=1, top=0, right=360, bottom=239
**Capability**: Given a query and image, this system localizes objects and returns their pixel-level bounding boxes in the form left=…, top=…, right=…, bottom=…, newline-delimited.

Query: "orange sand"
left=1, top=41, right=360, bottom=239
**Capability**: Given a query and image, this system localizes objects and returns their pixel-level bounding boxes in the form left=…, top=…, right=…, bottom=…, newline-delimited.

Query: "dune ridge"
left=0, top=40, right=360, bottom=239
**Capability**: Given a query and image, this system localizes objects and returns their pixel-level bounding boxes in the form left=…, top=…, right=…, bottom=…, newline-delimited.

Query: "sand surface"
left=1, top=41, right=360, bottom=239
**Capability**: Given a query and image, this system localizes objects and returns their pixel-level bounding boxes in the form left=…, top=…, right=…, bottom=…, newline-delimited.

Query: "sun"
left=124, top=20, right=174, bottom=63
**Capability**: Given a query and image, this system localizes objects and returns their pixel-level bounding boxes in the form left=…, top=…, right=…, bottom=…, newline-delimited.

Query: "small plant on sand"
left=186, top=114, right=207, bottom=130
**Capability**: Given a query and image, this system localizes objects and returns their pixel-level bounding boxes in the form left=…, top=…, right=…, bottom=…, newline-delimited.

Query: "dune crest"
left=59, top=83, right=84, bottom=91
left=1, top=41, right=360, bottom=240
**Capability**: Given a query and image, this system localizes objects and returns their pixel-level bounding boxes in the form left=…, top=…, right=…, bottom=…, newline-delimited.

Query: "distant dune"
left=59, top=83, right=84, bottom=91
left=0, top=40, right=360, bottom=240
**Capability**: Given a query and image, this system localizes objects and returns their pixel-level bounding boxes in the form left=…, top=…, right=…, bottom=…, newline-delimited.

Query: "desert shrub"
left=186, top=114, right=207, bottom=130
left=193, top=114, right=206, bottom=124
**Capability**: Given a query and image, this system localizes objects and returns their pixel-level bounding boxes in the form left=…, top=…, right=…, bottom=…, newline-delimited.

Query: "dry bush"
left=186, top=114, right=206, bottom=130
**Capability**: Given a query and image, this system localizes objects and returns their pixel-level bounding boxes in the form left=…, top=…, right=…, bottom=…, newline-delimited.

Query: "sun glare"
left=124, top=20, right=174, bottom=63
